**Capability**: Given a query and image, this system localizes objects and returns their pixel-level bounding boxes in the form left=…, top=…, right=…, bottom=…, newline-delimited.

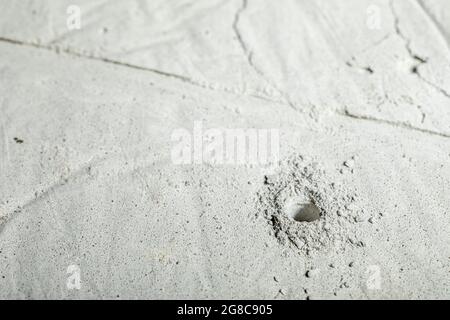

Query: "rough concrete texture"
left=0, top=0, right=449, bottom=299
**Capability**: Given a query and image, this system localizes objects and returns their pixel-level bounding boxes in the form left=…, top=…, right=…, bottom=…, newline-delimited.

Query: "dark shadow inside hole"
left=286, top=200, right=321, bottom=222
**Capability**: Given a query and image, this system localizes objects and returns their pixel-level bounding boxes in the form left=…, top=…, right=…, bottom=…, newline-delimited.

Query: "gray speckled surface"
left=0, top=0, right=449, bottom=299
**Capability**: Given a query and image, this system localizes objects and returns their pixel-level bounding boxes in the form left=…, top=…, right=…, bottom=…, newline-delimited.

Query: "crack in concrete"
left=390, top=0, right=427, bottom=71
left=0, top=36, right=192, bottom=80
left=340, top=108, right=450, bottom=139
left=417, top=105, right=426, bottom=124
left=232, top=0, right=299, bottom=111
left=345, top=58, right=374, bottom=74
left=389, top=0, right=450, bottom=99
left=232, top=0, right=275, bottom=86
left=0, top=161, right=94, bottom=236
left=0, top=36, right=286, bottom=106
left=415, top=0, right=450, bottom=50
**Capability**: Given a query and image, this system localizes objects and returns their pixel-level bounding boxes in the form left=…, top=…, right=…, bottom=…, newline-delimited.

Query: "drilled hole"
left=285, top=198, right=321, bottom=222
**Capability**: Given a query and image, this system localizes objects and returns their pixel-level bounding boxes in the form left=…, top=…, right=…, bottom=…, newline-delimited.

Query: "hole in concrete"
left=285, top=198, right=321, bottom=222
